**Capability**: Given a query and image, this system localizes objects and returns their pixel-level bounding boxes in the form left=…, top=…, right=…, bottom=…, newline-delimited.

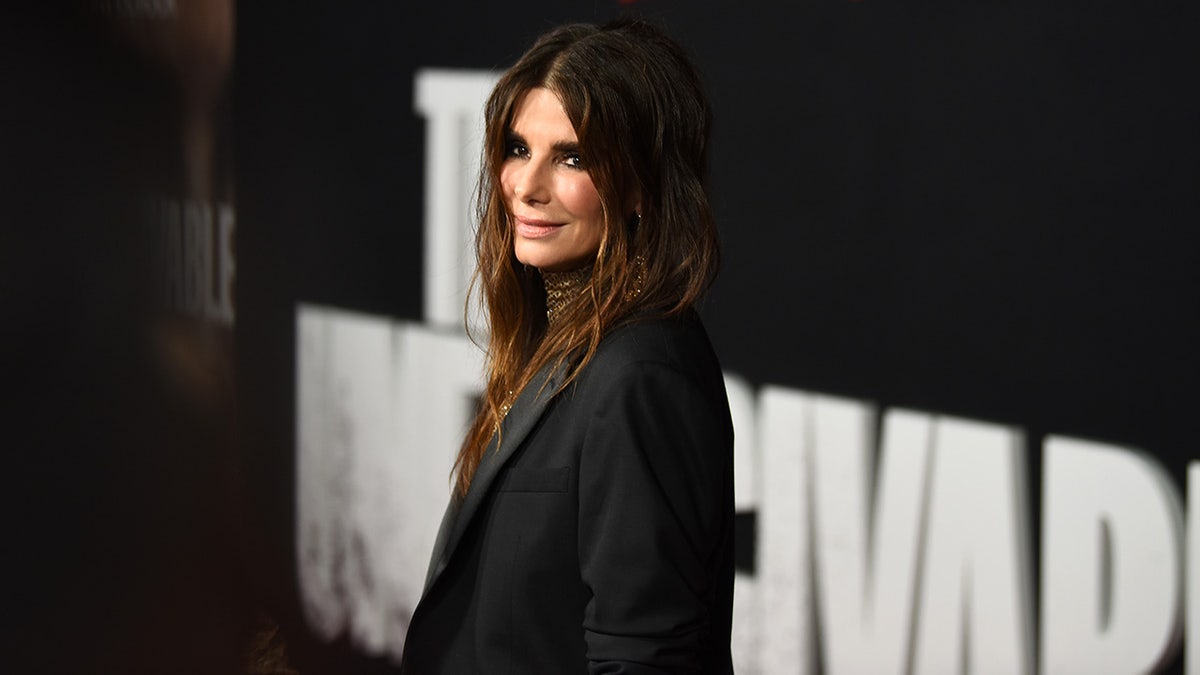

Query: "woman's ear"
left=626, top=191, right=642, bottom=221
left=626, top=197, right=643, bottom=232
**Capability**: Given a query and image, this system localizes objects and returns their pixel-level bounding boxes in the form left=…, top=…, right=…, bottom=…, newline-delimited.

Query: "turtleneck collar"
left=541, top=266, right=591, bottom=326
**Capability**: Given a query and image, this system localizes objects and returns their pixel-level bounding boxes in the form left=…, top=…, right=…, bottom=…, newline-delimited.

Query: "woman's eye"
left=506, top=142, right=528, bottom=158
left=562, top=153, right=584, bottom=169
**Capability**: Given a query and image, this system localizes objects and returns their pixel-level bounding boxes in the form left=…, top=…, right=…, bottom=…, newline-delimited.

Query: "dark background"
left=236, top=3, right=1199, bottom=673
left=6, top=1, right=1198, bottom=673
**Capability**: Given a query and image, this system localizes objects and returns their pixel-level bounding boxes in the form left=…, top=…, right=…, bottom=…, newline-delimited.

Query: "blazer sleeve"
left=577, top=358, right=733, bottom=674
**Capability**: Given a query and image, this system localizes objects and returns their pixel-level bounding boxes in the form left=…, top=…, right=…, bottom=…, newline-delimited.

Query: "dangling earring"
left=624, top=212, right=646, bottom=300
left=626, top=254, right=647, bottom=300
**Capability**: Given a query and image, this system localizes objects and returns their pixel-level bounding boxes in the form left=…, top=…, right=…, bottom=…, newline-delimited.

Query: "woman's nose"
left=512, top=160, right=550, bottom=204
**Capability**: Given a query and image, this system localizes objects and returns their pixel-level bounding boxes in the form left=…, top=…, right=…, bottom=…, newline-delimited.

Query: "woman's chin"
left=514, top=249, right=593, bottom=273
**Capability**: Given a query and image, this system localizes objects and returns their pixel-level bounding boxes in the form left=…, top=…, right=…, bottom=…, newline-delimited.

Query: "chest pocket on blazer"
left=496, top=466, right=570, bottom=493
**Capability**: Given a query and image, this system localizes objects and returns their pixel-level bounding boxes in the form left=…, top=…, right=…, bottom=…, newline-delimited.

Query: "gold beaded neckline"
left=542, top=266, right=591, bottom=326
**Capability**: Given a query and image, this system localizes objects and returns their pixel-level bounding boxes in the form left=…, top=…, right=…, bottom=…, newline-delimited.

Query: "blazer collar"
left=422, top=360, right=566, bottom=594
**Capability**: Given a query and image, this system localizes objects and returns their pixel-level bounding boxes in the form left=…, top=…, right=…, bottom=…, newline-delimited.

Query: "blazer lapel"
left=422, top=360, right=566, bottom=594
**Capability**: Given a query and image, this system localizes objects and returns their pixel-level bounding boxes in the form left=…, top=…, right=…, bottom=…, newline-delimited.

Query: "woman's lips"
left=515, top=217, right=563, bottom=239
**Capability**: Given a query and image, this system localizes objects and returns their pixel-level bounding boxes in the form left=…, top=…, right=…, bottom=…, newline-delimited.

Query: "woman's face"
left=501, top=87, right=606, bottom=273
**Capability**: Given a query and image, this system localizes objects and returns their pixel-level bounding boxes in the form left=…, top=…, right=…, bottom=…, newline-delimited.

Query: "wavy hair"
left=454, top=19, right=719, bottom=496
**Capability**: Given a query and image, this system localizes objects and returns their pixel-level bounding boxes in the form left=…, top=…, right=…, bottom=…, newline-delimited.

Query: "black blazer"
left=400, top=312, right=735, bottom=674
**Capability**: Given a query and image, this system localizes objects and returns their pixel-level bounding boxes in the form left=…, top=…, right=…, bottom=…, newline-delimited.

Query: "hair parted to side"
left=453, top=18, right=719, bottom=497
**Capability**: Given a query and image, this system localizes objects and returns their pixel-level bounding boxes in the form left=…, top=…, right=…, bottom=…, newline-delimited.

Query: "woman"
left=401, top=19, right=734, bottom=674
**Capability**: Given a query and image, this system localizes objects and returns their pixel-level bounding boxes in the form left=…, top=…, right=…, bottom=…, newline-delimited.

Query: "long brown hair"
left=453, top=19, right=719, bottom=496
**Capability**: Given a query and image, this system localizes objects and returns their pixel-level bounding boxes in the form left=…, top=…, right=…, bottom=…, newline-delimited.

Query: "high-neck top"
left=542, top=266, right=591, bottom=326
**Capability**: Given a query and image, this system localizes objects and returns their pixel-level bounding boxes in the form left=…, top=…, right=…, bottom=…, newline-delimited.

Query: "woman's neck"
left=541, top=266, right=592, bottom=326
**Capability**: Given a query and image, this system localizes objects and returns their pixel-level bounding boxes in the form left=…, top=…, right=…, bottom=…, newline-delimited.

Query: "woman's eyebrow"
left=505, top=129, right=579, bottom=153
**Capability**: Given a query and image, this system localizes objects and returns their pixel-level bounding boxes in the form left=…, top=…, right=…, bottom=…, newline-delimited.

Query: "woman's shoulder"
left=590, top=309, right=722, bottom=377
left=573, top=309, right=732, bottom=436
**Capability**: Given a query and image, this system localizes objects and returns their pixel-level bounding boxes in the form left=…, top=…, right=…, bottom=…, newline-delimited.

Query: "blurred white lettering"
left=754, top=386, right=814, bottom=675
left=913, top=418, right=1033, bottom=675
left=154, top=197, right=235, bottom=324
left=296, top=306, right=483, bottom=657
left=811, top=404, right=931, bottom=675
left=413, top=69, right=499, bottom=333
left=1189, top=462, right=1200, bottom=675
left=1041, top=437, right=1183, bottom=674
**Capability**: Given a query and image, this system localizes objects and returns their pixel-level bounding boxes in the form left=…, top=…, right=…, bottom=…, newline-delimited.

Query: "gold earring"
left=625, top=254, right=646, bottom=301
